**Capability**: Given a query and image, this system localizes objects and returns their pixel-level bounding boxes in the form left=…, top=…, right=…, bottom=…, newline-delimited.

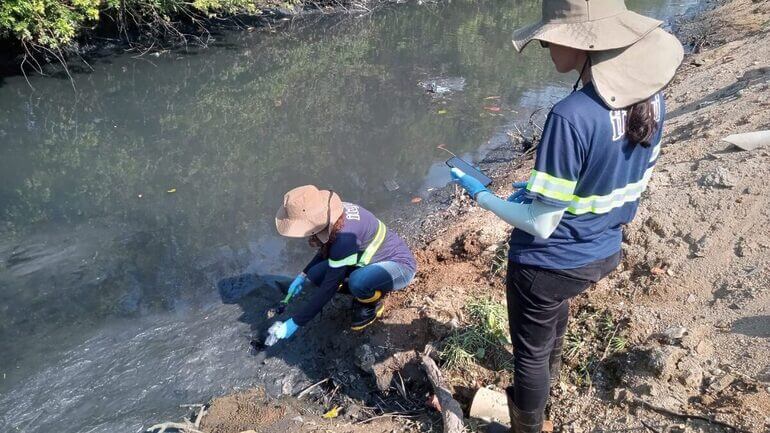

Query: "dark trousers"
left=505, top=254, right=619, bottom=413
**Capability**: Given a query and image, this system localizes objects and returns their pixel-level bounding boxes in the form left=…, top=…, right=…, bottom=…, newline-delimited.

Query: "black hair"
left=626, top=97, right=658, bottom=147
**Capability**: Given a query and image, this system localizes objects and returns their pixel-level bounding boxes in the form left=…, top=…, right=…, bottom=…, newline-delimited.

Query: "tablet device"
left=446, top=156, right=492, bottom=187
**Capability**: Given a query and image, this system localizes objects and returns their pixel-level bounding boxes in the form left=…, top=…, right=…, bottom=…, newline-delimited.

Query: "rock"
left=694, top=339, right=715, bottom=357
left=707, top=373, right=736, bottom=394
left=613, top=387, right=633, bottom=404
left=756, top=365, right=770, bottom=383
left=346, top=404, right=363, bottom=420
left=634, top=382, right=660, bottom=397
left=700, top=167, right=736, bottom=188
left=646, top=347, right=686, bottom=379
left=676, top=357, right=704, bottom=389
left=354, top=344, right=376, bottom=373
left=662, top=326, right=688, bottom=344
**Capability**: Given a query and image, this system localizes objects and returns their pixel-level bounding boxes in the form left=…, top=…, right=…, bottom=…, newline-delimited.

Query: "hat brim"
left=275, top=192, right=344, bottom=239
left=512, top=10, right=662, bottom=52
left=591, top=27, right=684, bottom=109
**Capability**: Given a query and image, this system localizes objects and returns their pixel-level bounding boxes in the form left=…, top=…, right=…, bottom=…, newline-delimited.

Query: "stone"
left=346, top=404, right=363, bottom=420
left=646, top=347, right=686, bottom=379
left=354, top=344, right=376, bottom=373
left=695, top=340, right=715, bottom=357
left=613, top=387, right=633, bottom=404
left=707, top=373, right=736, bottom=394
left=662, top=326, right=688, bottom=344
left=676, top=357, right=704, bottom=389
left=700, top=167, right=736, bottom=188
left=756, top=365, right=770, bottom=383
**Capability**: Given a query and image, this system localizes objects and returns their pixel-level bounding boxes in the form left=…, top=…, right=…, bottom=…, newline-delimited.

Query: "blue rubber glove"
left=506, top=181, right=528, bottom=203
left=265, top=318, right=299, bottom=346
left=450, top=167, right=488, bottom=199
left=287, top=273, right=306, bottom=297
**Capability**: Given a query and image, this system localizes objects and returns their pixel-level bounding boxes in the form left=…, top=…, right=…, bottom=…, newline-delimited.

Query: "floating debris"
left=418, top=77, right=466, bottom=96
left=384, top=180, right=400, bottom=192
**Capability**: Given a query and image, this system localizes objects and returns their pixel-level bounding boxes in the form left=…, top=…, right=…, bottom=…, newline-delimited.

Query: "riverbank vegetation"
left=0, top=0, right=310, bottom=64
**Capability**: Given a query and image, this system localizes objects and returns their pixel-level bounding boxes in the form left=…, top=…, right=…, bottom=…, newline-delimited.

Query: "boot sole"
left=350, top=304, right=385, bottom=331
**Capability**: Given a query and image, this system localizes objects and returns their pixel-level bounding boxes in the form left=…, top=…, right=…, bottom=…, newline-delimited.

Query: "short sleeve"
left=524, top=112, right=586, bottom=208
left=327, top=232, right=359, bottom=268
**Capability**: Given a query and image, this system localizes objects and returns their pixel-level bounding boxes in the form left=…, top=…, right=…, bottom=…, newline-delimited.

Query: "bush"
left=0, top=0, right=266, bottom=51
left=0, top=0, right=108, bottom=48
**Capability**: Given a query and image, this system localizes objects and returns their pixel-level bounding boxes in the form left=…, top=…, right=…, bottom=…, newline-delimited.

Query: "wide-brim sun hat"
left=275, top=185, right=343, bottom=243
left=512, top=0, right=662, bottom=52
left=512, top=0, right=683, bottom=109
left=590, top=27, right=684, bottom=108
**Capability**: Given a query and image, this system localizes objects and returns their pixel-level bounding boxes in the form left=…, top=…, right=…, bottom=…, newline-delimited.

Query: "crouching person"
left=266, top=185, right=417, bottom=343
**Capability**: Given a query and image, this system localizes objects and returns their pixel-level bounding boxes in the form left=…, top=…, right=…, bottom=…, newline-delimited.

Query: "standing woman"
left=450, top=1, right=683, bottom=431
left=266, top=185, right=417, bottom=344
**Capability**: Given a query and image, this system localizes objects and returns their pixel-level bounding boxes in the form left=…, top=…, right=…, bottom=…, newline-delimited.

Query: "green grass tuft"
left=440, top=297, right=512, bottom=371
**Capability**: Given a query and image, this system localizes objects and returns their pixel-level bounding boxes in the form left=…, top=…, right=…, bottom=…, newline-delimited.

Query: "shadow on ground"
left=217, top=273, right=450, bottom=407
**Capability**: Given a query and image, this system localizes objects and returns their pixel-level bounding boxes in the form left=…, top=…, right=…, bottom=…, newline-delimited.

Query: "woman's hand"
left=265, top=318, right=299, bottom=346
left=450, top=167, right=488, bottom=199
left=287, top=273, right=307, bottom=297
left=506, top=181, right=528, bottom=203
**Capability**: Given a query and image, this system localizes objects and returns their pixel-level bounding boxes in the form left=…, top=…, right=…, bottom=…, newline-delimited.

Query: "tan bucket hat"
left=590, top=27, right=684, bottom=108
left=512, top=0, right=662, bottom=52
left=275, top=185, right=344, bottom=243
left=512, top=0, right=683, bottom=109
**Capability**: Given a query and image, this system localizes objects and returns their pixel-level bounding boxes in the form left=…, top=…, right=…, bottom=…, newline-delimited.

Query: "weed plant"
left=440, top=297, right=512, bottom=371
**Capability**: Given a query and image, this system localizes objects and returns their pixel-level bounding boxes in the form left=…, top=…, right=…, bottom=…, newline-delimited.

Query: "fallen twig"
left=630, top=396, right=750, bottom=433
left=640, top=419, right=664, bottom=433
left=296, top=378, right=330, bottom=399
left=421, top=344, right=464, bottom=433
left=145, top=421, right=204, bottom=433
left=353, top=411, right=420, bottom=425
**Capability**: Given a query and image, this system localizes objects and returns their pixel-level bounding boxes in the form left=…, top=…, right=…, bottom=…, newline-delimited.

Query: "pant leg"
left=348, top=261, right=415, bottom=300
left=506, top=263, right=591, bottom=413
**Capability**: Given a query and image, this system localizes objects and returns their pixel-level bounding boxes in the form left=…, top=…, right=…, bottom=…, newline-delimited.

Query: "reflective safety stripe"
left=649, top=143, right=661, bottom=163
left=358, top=220, right=386, bottom=267
left=356, top=290, right=382, bottom=303
left=328, top=254, right=358, bottom=268
left=566, top=167, right=654, bottom=215
left=526, top=170, right=578, bottom=203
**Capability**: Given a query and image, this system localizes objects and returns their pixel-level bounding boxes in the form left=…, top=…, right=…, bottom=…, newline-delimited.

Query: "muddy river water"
left=0, top=1, right=694, bottom=431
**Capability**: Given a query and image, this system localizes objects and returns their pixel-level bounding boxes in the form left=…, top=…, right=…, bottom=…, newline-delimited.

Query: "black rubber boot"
left=506, top=387, right=545, bottom=433
left=351, top=291, right=384, bottom=331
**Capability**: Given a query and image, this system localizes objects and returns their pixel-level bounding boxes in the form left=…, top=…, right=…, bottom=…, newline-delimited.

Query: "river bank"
left=182, top=0, right=770, bottom=432
left=0, top=0, right=398, bottom=77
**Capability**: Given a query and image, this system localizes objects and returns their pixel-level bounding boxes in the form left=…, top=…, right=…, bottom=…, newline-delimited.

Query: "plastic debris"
left=322, top=406, right=340, bottom=419
left=384, top=180, right=400, bottom=192
left=166, top=188, right=177, bottom=193
left=411, top=197, right=423, bottom=204
left=722, top=130, right=770, bottom=151
left=437, top=109, right=448, bottom=114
